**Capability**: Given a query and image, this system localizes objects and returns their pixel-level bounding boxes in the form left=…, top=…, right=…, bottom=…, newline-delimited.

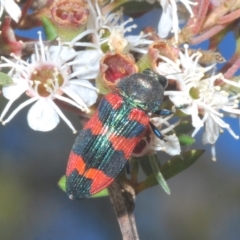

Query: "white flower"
left=0, top=32, right=98, bottom=132
left=157, top=0, right=197, bottom=43
left=66, top=0, right=152, bottom=77
left=0, top=0, right=21, bottom=22
left=150, top=116, right=181, bottom=155
left=156, top=44, right=240, bottom=160
left=132, top=115, right=181, bottom=157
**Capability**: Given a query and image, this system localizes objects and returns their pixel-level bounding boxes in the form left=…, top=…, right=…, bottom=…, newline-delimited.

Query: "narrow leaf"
left=149, top=154, right=170, bottom=195
left=178, top=134, right=195, bottom=145
left=160, top=150, right=205, bottom=180
left=58, top=175, right=66, bottom=192
left=90, top=189, right=109, bottom=198
left=135, top=150, right=204, bottom=194
left=174, top=120, right=194, bottom=135
left=58, top=175, right=108, bottom=198
left=42, top=16, right=58, bottom=41
left=136, top=155, right=156, bottom=176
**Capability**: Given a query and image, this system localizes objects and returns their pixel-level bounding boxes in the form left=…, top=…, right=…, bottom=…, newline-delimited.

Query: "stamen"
left=69, top=80, right=99, bottom=92
left=54, top=94, right=87, bottom=112
left=94, top=0, right=102, bottom=21
left=192, top=127, right=200, bottom=137
left=70, top=41, right=99, bottom=49
left=33, top=80, right=41, bottom=93
left=158, top=55, right=180, bottom=72
left=99, top=38, right=109, bottom=45
left=53, top=38, right=62, bottom=62
left=34, top=39, right=40, bottom=62
left=180, top=0, right=198, bottom=17
left=47, top=99, right=77, bottom=133
left=0, top=98, right=17, bottom=120
left=124, top=24, right=137, bottom=33
left=38, top=31, right=47, bottom=62
left=44, top=82, right=54, bottom=94
left=164, top=91, right=186, bottom=96
left=169, top=0, right=179, bottom=43
left=70, top=29, right=98, bottom=45
left=198, top=102, right=223, bottom=117
left=191, top=52, right=202, bottom=71
left=108, top=10, right=122, bottom=26
left=161, top=119, right=181, bottom=134
left=122, top=17, right=133, bottom=27
left=221, top=77, right=240, bottom=88
left=2, top=97, right=38, bottom=125
left=61, top=87, right=90, bottom=113
left=211, top=145, right=216, bottom=161
left=128, top=47, right=148, bottom=55
left=211, top=114, right=239, bottom=139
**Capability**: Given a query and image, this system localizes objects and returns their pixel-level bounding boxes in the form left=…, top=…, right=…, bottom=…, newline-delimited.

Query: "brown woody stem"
left=108, top=180, right=139, bottom=240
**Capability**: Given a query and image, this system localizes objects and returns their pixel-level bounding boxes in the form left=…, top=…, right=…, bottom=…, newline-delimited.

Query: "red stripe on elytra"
left=128, top=108, right=149, bottom=125
left=109, top=133, right=143, bottom=159
left=85, top=112, right=104, bottom=135
left=66, top=151, right=86, bottom=176
left=104, top=93, right=123, bottom=109
left=85, top=168, right=113, bottom=194
left=66, top=151, right=113, bottom=194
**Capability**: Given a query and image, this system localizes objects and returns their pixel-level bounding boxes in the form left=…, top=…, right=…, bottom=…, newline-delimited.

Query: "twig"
left=108, top=180, right=139, bottom=240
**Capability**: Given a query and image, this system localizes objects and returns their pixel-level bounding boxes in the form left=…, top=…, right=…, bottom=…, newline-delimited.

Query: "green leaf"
left=160, top=150, right=205, bottom=180
left=135, top=150, right=204, bottom=194
left=178, top=134, right=195, bottom=146
left=58, top=175, right=108, bottom=198
left=149, top=154, right=170, bottom=195
left=137, top=155, right=158, bottom=176
left=42, top=16, right=58, bottom=41
left=0, top=72, right=13, bottom=85
left=174, top=120, right=194, bottom=135
left=58, top=175, right=66, bottom=192
left=90, top=189, right=109, bottom=198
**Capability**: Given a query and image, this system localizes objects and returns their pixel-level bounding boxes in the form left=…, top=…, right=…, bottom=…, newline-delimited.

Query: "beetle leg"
left=149, top=121, right=166, bottom=141
left=154, top=109, right=173, bottom=116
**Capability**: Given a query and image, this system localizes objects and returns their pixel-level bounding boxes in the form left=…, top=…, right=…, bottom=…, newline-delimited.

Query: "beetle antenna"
left=164, top=72, right=182, bottom=77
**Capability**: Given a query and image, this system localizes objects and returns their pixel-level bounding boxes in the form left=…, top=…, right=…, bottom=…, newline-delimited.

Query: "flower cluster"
left=0, top=32, right=98, bottom=132
left=1, top=0, right=240, bottom=162
left=156, top=44, right=240, bottom=160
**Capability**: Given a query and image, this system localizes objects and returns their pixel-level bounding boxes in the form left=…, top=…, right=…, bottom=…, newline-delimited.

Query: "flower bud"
left=148, top=41, right=179, bottom=70
left=50, top=0, right=89, bottom=41
left=98, top=52, right=138, bottom=93
left=0, top=17, right=24, bottom=56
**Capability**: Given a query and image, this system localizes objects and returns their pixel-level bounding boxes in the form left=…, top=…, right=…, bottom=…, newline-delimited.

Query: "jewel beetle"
left=66, top=69, right=172, bottom=199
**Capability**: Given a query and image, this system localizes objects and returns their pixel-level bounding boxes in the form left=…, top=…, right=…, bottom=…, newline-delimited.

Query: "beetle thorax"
left=116, top=72, right=165, bottom=113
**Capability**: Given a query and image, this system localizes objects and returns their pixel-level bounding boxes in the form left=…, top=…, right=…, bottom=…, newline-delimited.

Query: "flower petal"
left=49, top=46, right=77, bottom=64
left=71, top=49, right=103, bottom=79
left=202, top=115, right=219, bottom=145
left=191, top=102, right=203, bottom=128
left=66, top=80, right=98, bottom=107
left=4, top=0, right=22, bottom=22
left=2, top=78, right=28, bottom=100
left=164, top=134, right=181, bottom=155
left=158, top=5, right=173, bottom=38
left=27, top=99, right=60, bottom=131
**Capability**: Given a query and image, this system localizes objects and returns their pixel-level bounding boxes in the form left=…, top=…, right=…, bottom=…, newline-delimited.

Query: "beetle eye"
left=157, top=75, right=168, bottom=89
